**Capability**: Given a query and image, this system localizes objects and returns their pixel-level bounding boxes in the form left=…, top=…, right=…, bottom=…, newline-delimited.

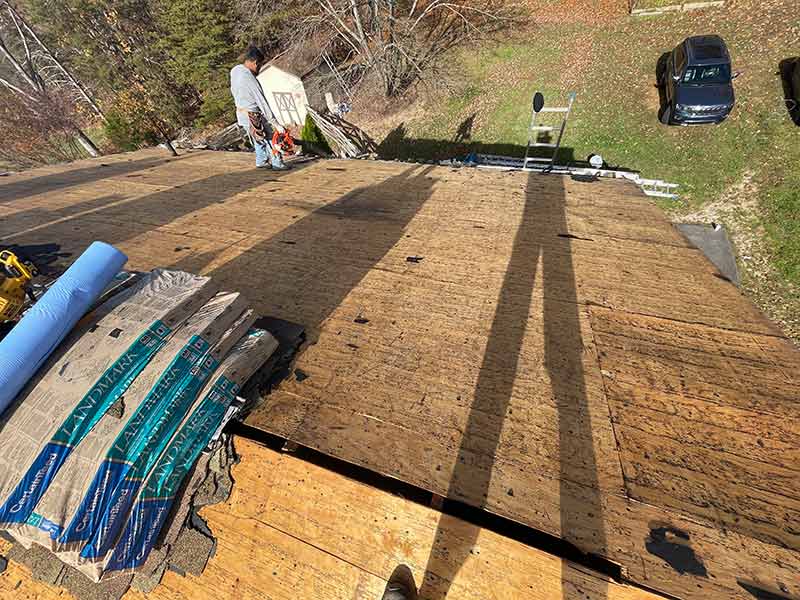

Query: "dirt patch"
left=644, top=81, right=663, bottom=112
left=676, top=173, right=800, bottom=344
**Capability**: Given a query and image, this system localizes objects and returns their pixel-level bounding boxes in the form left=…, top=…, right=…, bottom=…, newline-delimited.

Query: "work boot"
left=269, top=149, right=290, bottom=170
left=381, top=565, right=418, bottom=600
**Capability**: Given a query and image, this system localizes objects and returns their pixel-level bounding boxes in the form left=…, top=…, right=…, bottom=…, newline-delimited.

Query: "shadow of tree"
left=179, top=165, right=439, bottom=343
left=0, top=162, right=316, bottom=265
left=0, top=154, right=183, bottom=204
left=376, top=122, right=577, bottom=165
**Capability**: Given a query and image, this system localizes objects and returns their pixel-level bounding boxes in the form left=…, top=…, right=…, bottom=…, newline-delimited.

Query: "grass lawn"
left=361, top=0, right=800, bottom=337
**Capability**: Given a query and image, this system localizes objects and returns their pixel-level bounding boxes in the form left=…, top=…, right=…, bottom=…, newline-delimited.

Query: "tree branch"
left=0, top=32, right=39, bottom=90
left=0, top=73, right=37, bottom=102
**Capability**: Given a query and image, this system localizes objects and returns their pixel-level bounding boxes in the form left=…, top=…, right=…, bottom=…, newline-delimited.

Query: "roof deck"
left=1, top=149, right=798, bottom=599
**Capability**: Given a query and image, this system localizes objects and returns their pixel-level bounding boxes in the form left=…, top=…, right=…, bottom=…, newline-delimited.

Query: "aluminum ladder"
left=524, top=92, right=577, bottom=169
left=638, top=179, right=680, bottom=199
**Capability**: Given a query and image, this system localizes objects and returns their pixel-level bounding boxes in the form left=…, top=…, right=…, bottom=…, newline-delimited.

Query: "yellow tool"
left=0, top=250, right=38, bottom=322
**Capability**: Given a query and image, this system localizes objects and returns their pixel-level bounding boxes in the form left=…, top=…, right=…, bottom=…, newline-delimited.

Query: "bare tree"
left=0, top=88, right=89, bottom=169
left=0, top=0, right=102, bottom=158
left=295, top=0, right=519, bottom=97
left=3, top=1, right=105, bottom=119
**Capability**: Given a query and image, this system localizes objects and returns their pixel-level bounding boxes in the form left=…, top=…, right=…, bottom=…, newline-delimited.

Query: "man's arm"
left=250, top=74, right=285, bottom=133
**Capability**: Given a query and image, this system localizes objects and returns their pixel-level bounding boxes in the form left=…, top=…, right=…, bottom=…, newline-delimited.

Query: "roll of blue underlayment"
left=0, top=241, right=128, bottom=416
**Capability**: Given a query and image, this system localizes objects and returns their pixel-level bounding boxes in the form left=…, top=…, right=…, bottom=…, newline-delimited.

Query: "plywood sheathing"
left=1, top=150, right=798, bottom=600
left=0, top=437, right=665, bottom=600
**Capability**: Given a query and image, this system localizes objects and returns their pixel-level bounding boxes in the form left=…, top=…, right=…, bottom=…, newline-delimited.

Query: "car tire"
left=660, top=106, right=673, bottom=125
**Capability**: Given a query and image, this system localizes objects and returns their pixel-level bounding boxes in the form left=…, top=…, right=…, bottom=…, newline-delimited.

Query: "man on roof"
left=230, top=46, right=289, bottom=170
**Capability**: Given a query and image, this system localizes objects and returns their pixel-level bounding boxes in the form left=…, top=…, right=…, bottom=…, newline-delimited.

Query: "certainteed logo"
left=8, top=451, right=59, bottom=514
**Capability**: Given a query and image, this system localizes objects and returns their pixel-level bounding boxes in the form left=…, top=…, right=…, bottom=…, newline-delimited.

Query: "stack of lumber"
left=0, top=269, right=278, bottom=585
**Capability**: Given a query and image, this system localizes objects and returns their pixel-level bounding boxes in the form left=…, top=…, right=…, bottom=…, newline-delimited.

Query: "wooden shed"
left=256, top=65, right=309, bottom=128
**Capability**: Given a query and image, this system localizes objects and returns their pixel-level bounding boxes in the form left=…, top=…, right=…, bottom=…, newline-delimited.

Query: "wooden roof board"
left=0, top=437, right=667, bottom=600
left=1, top=150, right=798, bottom=600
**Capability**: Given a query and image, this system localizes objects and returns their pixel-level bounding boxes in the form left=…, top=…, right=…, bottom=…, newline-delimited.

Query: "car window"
left=675, top=44, right=687, bottom=73
left=682, top=64, right=732, bottom=85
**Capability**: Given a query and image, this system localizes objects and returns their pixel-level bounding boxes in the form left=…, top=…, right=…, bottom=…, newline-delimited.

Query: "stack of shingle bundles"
left=85, top=328, right=277, bottom=582
left=0, top=270, right=217, bottom=525
left=0, top=269, right=277, bottom=581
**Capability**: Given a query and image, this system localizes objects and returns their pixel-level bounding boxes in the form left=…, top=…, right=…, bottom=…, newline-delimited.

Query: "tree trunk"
left=74, top=129, right=100, bottom=157
left=163, top=137, right=178, bottom=157
left=0, top=35, right=38, bottom=91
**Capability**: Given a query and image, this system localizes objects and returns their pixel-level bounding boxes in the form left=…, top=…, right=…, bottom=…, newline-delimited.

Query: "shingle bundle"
left=0, top=269, right=277, bottom=581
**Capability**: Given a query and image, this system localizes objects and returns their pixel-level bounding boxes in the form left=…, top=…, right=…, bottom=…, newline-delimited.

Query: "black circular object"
left=532, top=92, right=545, bottom=113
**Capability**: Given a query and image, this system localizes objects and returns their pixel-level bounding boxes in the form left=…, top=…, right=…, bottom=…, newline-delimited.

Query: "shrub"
left=300, top=113, right=332, bottom=155
left=103, top=111, right=159, bottom=152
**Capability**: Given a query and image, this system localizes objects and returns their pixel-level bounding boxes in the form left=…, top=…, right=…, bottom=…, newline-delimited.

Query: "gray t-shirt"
left=229, top=64, right=275, bottom=127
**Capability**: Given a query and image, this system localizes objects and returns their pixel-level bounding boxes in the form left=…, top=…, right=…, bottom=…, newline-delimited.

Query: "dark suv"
left=789, top=58, right=800, bottom=122
left=659, top=35, right=737, bottom=125
left=793, top=60, right=800, bottom=98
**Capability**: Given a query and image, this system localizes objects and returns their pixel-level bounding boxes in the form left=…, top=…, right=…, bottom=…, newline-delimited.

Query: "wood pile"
left=306, top=107, right=363, bottom=159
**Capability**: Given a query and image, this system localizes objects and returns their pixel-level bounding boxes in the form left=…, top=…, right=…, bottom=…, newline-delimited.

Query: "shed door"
left=273, top=92, right=302, bottom=126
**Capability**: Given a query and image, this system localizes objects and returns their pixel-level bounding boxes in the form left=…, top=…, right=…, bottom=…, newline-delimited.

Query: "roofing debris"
left=201, top=125, right=249, bottom=152
left=307, top=106, right=368, bottom=158
left=169, top=125, right=249, bottom=152
left=676, top=222, right=740, bottom=285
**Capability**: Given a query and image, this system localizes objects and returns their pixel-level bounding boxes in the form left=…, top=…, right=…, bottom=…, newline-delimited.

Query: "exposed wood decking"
left=1, top=149, right=798, bottom=599
left=0, top=437, right=664, bottom=600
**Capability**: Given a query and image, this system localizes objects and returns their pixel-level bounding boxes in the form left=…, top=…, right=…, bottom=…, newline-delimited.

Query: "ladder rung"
left=530, top=142, right=557, bottom=148
left=540, top=107, right=569, bottom=113
left=530, top=125, right=554, bottom=131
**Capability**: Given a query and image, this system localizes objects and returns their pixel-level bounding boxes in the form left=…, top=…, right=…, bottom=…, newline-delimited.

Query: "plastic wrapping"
left=0, top=265, right=278, bottom=583
left=0, top=271, right=216, bottom=533
left=11, top=293, right=248, bottom=553
left=0, top=242, right=128, bottom=416
left=68, top=308, right=255, bottom=557
left=105, top=328, right=278, bottom=577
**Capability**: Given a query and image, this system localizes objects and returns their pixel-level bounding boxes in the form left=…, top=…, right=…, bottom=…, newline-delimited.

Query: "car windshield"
left=682, top=64, right=731, bottom=85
